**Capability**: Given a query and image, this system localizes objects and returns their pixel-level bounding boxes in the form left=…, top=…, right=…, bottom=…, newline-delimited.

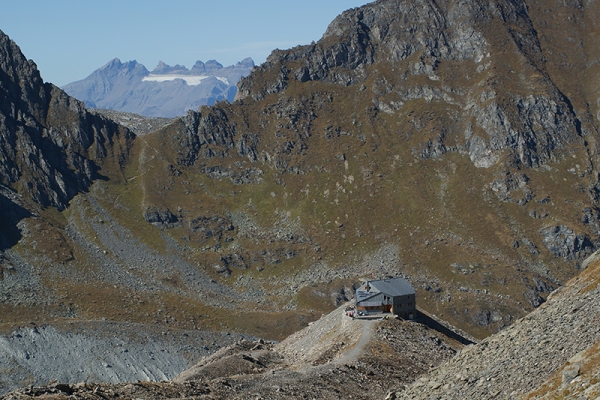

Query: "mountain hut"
left=355, top=277, right=416, bottom=319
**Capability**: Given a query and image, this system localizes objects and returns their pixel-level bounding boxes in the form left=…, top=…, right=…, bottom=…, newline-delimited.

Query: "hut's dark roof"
left=371, top=277, right=415, bottom=296
left=355, top=277, right=414, bottom=303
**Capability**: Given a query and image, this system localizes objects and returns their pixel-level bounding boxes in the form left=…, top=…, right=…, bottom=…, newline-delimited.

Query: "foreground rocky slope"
left=2, top=306, right=465, bottom=399
left=5, top=252, right=600, bottom=399
left=394, top=251, right=600, bottom=399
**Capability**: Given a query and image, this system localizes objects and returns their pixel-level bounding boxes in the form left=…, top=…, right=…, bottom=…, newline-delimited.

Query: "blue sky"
left=0, top=1, right=369, bottom=86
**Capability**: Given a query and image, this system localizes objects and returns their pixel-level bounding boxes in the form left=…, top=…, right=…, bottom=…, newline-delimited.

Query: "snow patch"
left=142, top=74, right=210, bottom=85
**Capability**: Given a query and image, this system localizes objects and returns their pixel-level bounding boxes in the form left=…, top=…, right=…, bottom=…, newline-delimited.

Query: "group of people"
left=345, top=307, right=357, bottom=319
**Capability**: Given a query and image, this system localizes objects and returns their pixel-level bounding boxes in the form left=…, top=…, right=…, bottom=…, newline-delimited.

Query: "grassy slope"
left=93, top=46, right=594, bottom=339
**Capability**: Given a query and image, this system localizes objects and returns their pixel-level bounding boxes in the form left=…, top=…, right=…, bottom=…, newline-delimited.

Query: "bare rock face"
left=540, top=225, right=594, bottom=262
left=0, top=30, right=133, bottom=210
left=236, top=0, right=582, bottom=173
left=143, top=206, right=180, bottom=229
left=177, top=107, right=238, bottom=165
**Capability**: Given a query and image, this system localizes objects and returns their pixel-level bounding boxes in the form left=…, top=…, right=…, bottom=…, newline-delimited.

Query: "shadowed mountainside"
left=0, top=31, right=133, bottom=211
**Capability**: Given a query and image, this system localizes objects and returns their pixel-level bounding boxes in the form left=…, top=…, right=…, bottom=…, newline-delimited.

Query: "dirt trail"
left=335, top=319, right=375, bottom=364
left=274, top=304, right=380, bottom=369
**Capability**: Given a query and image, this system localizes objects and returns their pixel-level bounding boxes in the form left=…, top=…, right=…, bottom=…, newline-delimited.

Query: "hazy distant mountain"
left=62, top=58, right=254, bottom=117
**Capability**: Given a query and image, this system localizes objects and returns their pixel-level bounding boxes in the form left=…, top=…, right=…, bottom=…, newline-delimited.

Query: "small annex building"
left=355, top=277, right=416, bottom=319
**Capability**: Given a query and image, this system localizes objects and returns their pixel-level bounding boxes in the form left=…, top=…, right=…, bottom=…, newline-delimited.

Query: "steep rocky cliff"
left=0, top=30, right=133, bottom=210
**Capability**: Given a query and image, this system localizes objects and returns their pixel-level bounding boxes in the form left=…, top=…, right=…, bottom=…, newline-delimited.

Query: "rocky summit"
left=1, top=0, right=600, bottom=396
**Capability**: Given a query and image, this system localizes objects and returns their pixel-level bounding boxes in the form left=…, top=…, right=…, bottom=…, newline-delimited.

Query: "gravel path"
left=335, top=319, right=374, bottom=365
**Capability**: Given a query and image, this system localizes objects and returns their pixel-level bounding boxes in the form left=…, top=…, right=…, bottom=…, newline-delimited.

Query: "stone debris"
left=394, top=252, right=600, bottom=399
left=2, top=304, right=463, bottom=399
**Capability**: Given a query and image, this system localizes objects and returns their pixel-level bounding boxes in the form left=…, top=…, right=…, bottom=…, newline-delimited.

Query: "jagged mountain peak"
left=152, top=60, right=169, bottom=71
left=99, top=58, right=146, bottom=74
left=204, top=59, right=223, bottom=70
left=0, top=29, right=42, bottom=78
left=236, top=57, right=255, bottom=68
left=0, top=29, right=48, bottom=122
left=189, top=59, right=224, bottom=74
left=101, top=57, right=122, bottom=68
left=97, top=58, right=148, bottom=75
left=238, top=0, right=541, bottom=101
left=151, top=60, right=189, bottom=74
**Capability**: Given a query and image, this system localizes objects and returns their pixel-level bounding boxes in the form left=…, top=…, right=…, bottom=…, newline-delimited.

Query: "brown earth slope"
left=6, top=249, right=599, bottom=399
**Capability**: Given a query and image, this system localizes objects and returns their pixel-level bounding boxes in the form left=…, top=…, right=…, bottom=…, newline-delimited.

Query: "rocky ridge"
left=0, top=29, right=133, bottom=211
left=236, top=0, right=585, bottom=170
